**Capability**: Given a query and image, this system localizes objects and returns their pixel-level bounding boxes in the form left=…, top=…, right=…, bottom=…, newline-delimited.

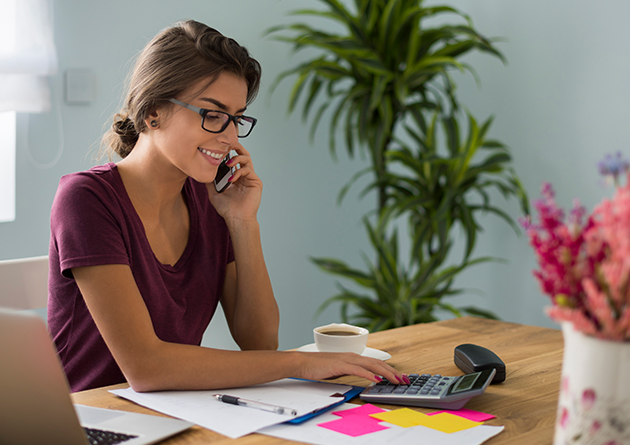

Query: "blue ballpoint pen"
left=213, top=394, right=298, bottom=417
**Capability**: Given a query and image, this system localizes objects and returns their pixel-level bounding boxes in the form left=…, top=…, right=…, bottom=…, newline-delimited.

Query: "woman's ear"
left=145, top=108, right=160, bottom=130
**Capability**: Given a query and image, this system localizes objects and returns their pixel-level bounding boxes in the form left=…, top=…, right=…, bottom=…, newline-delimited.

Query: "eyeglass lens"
left=202, top=111, right=255, bottom=137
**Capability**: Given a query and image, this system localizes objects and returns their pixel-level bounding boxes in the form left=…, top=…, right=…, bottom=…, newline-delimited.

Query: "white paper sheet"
left=110, top=379, right=353, bottom=439
left=259, top=403, right=504, bottom=445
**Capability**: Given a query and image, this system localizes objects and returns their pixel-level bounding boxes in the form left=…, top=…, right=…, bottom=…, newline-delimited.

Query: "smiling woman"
left=47, top=20, right=405, bottom=394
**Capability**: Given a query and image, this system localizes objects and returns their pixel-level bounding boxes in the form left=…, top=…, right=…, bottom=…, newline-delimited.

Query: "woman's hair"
left=103, top=20, right=262, bottom=159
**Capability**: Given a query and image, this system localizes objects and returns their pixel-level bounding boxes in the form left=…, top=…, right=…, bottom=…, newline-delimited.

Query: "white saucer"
left=296, top=343, right=392, bottom=360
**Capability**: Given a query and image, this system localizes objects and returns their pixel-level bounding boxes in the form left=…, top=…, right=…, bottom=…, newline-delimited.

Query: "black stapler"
left=454, top=344, right=506, bottom=383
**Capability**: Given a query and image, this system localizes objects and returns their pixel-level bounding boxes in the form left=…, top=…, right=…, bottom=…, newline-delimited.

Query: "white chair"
left=0, top=255, right=49, bottom=310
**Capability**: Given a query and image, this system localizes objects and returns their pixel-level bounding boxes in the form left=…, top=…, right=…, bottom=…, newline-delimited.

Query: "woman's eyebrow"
left=200, top=97, right=247, bottom=114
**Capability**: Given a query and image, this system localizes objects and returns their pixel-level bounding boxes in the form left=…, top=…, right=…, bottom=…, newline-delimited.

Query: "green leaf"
left=337, top=166, right=372, bottom=205
left=461, top=306, right=500, bottom=320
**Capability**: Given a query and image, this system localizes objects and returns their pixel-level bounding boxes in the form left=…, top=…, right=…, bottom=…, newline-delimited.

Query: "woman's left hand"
left=207, top=143, right=262, bottom=222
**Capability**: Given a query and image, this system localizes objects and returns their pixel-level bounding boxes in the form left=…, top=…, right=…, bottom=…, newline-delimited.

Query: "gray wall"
left=2, top=0, right=628, bottom=350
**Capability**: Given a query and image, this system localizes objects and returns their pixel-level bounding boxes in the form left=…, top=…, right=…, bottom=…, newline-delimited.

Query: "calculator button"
left=393, top=388, right=407, bottom=394
left=380, top=386, right=395, bottom=394
left=420, top=389, right=430, bottom=395
left=368, top=387, right=382, bottom=394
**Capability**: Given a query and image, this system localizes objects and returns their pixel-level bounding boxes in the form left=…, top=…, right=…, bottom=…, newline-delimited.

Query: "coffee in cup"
left=313, top=323, right=369, bottom=354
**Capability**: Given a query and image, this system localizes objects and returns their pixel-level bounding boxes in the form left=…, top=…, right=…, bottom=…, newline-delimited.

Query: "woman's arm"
left=219, top=220, right=279, bottom=351
left=210, top=144, right=279, bottom=350
left=73, top=263, right=405, bottom=392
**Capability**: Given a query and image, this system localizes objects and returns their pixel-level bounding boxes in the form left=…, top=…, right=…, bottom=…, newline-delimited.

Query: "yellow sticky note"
left=370, top=408, right=429, bottom=428
left=370, top=409, right=481, bottom=433
left=420, top=413, right=481, bottom=433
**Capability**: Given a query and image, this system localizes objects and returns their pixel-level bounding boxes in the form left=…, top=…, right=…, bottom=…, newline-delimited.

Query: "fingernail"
left=374, top=375, right=383, bottom=382
left=228, top=175, right=234, bottom=182
left=404, top=375, right=411, bottom=385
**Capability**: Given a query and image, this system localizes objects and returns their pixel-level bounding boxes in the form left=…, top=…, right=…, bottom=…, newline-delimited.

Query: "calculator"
left=359, top=368, right=496, bottom=410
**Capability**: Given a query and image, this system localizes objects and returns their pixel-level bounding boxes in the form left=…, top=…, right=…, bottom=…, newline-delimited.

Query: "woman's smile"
left=197, top=147, right=228, bottom=168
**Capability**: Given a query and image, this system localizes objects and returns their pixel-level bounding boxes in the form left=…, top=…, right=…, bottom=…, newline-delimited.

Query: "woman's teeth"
left=198, top=148, right=224, bottom=159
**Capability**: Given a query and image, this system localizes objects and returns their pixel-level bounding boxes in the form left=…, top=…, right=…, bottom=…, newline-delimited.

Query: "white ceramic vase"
left=554, top=322, right=630, bottom=444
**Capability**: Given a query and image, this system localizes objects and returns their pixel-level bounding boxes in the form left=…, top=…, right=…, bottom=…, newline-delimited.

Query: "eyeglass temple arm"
left=169, top=98, right=204, bottom=115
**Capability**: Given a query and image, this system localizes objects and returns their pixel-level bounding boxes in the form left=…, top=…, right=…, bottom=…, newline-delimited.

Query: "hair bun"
left=110, top=113, right=139, bottom=158
left=114, top=114, right=139, bottom=140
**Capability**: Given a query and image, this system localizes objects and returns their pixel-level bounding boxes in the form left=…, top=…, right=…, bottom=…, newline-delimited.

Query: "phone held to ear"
left=214, top=150, right=239, bottom=193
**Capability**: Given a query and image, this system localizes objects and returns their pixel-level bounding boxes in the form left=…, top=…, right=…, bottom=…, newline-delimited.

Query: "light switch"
left=65, top=69, right=95, bottom=104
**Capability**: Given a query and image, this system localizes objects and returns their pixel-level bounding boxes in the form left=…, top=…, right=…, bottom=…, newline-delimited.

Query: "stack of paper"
left=111, top=379, right=503, bottom=444
left=111, top=379, right=354, bottom=438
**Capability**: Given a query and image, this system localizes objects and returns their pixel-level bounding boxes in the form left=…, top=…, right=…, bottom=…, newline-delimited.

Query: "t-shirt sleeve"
left=50, top=172, right=130, bottom=278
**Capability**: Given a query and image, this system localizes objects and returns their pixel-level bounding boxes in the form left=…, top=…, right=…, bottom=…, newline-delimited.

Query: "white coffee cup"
left=313, top=323, right=369, bottom=354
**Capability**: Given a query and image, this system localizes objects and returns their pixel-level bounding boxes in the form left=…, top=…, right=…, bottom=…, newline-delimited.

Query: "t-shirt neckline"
left=107, top=162, right=198, bottom=272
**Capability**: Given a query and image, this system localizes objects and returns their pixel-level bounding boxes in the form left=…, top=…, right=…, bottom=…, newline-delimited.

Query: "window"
left=0, top=0, right=57, bottom=222
left=0, top=111, right=16, bottom=222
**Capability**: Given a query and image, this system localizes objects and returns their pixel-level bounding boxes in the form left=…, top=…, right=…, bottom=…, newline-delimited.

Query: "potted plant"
left=269, top=0, right=528, bottom=331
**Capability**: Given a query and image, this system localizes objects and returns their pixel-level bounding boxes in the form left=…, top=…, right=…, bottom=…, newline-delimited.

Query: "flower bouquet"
left=523, top=153, right=630, bottom=444
left=523, top=153, right=630, bottom=340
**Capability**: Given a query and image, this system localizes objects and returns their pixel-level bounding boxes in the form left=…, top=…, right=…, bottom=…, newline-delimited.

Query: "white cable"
left=23, top=81, right=64, bottom=170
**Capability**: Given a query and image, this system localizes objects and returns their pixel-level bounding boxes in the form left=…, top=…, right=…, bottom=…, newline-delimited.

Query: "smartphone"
left=214, top=150, right=238, bottom=193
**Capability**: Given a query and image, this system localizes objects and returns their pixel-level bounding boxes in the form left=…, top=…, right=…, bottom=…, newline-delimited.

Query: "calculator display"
left=451, top=373, right=479, bottom=393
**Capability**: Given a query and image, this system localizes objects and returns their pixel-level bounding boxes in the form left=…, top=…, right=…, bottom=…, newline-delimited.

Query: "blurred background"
left=1, top=0, right=629, bottom=350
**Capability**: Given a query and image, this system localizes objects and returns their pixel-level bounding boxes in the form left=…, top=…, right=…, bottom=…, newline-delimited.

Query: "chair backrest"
left=0, top=255, right=49, bottom=310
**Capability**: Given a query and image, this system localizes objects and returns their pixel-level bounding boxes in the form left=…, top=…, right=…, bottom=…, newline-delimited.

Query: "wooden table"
left=72, top=317, right=564, bottom=444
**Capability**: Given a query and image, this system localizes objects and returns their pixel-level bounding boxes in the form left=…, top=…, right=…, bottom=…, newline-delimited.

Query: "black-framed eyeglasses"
left=169, top=98, right=257, bottom=138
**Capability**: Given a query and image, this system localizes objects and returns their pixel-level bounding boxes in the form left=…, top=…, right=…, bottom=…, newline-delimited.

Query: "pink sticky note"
left=318, top=416, right=389, bottom=437
left=428, top=408, right=496, bottom=422
left=332, top=404, right=387, bottom=418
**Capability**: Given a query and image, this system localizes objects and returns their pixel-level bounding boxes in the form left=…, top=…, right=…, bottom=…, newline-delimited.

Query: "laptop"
left=0, top=308, right=194, bottom=445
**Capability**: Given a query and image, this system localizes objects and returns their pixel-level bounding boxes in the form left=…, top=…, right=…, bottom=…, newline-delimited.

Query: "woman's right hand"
left=293, top=351, right=409, bottom=385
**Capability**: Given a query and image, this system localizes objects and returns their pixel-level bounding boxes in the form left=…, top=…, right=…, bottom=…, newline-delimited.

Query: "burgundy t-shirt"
left=48, top=163, right=234, bottom=392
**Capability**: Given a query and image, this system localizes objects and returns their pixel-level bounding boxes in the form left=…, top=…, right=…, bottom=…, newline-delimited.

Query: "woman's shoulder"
left=59, top=162, right=117, bottom=186
left=57, top=163, right=122, bottom=195
left=54, top=162, right=125, bottom=208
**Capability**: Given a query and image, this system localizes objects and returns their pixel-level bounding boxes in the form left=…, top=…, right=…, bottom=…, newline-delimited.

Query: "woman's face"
left=152, top=72, right=249, bottom=184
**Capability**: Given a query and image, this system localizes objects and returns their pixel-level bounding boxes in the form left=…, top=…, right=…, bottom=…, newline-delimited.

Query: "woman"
left=48, top=20, right=406, bottom=393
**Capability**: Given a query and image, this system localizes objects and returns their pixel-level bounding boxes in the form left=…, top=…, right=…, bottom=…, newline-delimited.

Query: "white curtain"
left=0, top=0, right=58, bottom=113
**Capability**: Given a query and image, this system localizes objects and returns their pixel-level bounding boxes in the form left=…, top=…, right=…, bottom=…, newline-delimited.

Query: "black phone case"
left=214, top=153, right=234, bottom=193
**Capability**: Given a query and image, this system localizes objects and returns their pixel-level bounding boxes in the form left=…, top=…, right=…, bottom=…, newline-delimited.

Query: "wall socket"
left=65, top=69, right=95, bottom=104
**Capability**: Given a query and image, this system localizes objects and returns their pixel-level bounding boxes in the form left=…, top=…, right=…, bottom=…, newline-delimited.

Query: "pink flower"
left=582, top=388, right=596, bottom=410
left=526, top=168, right=630, bottom=341
left=561, top=376, right=570, bottom=395
left=590, top=420, right=601, bottom=434
left=559, top=407, right=569, bottom=429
